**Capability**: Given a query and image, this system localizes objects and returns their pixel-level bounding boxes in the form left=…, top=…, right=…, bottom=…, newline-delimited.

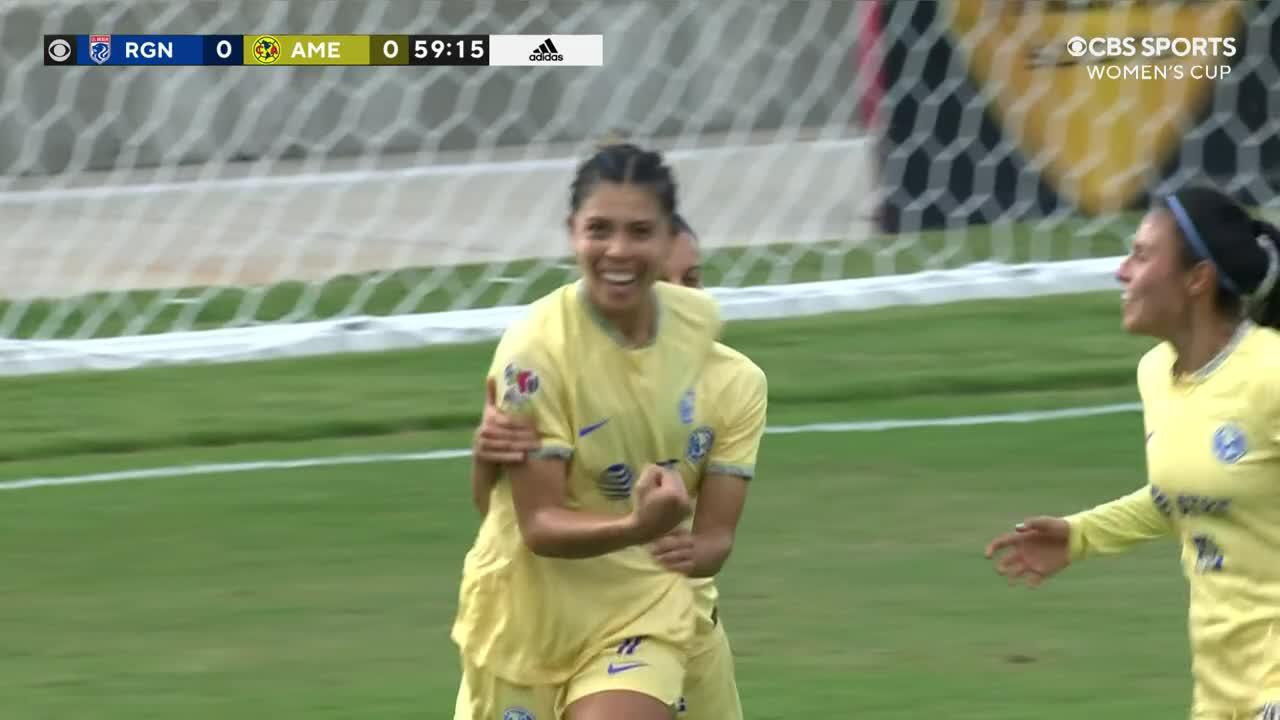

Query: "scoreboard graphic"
left=42, top=34, right=604, bottom=67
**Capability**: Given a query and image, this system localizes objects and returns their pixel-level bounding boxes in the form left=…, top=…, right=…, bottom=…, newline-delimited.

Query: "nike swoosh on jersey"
left=607, top=661, right=647, bottom=674
left=578, top=418, right=610, bottom=437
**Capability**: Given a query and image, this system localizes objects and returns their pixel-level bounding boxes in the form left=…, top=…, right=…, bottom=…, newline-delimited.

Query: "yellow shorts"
left=454, top=635, right=687, bottom=720
left=677, top=611, right=743, bottom=720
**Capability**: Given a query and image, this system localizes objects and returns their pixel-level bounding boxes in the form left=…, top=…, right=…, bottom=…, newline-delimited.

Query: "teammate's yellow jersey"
left=451, top=280, right=722, bottom=686
left=1066, top=322, right=1280, bottom=716
left=682, top=342, right=768, bottom=626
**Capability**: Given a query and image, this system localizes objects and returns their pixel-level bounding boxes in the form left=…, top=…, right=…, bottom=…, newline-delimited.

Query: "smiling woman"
left=450, top=143, right=726, bottom=720
left=567, top=143, right=680, bottom=345
left=986, top=185, right=1280, bottom=719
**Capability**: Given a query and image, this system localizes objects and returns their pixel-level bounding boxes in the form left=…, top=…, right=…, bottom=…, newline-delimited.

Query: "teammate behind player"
left=473, top=216, right=767, bottom=720
left=452, top=143, right=722, bottom=720
left=984, top=186, right=1280, bottom=720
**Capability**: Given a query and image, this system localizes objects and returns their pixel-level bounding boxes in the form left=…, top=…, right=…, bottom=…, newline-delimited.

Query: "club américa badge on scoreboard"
left=89, top=35, right=111, bottom=64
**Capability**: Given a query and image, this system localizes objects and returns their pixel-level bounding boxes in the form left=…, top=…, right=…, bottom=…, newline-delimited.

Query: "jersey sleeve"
left=1064, top=485, right=1173, bottom=561
left=1267, top=371, right=1280, bottom=448
left=706, top=362, right=767, bottom=479
left=487, top=325, right=574, bottom=461
left=1062, top=348, right=1175, bottom=559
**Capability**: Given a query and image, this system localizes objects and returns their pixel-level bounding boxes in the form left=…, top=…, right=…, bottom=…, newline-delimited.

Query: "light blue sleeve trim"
left=706, top=462, right=754, bottom=480
left=529, top=446, right=573, bottom=460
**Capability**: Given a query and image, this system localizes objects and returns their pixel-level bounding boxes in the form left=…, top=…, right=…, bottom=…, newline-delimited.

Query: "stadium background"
left=3, top=1, right=1278, bottom=717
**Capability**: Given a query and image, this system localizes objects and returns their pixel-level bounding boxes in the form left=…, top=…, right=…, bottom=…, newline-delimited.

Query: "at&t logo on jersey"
left=686, top=426, right=714, bottom=463
left=89, top=34, right=111, bottom=64
left=1211, top=422, right=1247, bottom=464
left=598, top=463, right=634, bottom=499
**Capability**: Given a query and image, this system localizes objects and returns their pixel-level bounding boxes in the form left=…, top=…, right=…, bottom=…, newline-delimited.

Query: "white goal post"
left=1, top=0, right=1276, bottom=375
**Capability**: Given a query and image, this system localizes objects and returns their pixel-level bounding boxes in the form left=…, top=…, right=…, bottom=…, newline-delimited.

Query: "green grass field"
left=1, top=292, right=1199, bottom=719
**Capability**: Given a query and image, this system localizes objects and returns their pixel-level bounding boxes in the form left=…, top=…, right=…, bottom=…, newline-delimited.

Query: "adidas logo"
left=529, top=37, right=563, bottom=62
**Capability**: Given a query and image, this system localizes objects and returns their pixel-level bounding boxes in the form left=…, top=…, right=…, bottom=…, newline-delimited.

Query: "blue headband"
left=1164, top=194, right=1241, bottom=295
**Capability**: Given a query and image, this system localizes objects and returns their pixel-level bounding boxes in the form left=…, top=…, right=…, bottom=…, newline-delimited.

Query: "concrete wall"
left=0, top=0, right=863, bottom=177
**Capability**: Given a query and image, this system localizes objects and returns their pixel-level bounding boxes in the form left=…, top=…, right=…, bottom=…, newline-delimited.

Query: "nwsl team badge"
left=89, top=35, right=111, bottom=64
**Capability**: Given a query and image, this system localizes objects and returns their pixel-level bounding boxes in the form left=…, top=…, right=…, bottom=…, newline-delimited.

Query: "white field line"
left=0, top=402, right=1141, bottom=492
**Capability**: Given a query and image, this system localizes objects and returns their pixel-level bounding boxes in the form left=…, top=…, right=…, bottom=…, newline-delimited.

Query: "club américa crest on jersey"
left=686, top=425, right=714, bottom=463
left=502, top=363, right=541, bottom=406
left=1211, top=422, right=1247, bottom=464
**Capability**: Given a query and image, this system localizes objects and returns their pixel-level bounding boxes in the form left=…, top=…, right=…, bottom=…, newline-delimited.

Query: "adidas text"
left=530, top=38, right=563, bottom=62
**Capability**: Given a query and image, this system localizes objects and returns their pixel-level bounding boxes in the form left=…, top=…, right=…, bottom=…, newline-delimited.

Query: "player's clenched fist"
left=630, top=464, right=692, bottom=542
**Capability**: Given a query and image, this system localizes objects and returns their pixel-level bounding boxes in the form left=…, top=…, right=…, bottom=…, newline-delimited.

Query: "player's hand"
left=984, top=516, right=1071, bottom=588
left=472, top=377, right=540, bottom=464
left=631, top=465, right=692, bottom=542
left=650, top=527, right=696, bottom=576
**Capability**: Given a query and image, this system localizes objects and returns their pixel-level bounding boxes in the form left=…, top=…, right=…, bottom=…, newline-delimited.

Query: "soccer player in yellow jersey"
left=473, top=216, right=767, bottom=720
left=452, top=144, right=726, bottom=720
left=985, top=186, right=1280, bottom=720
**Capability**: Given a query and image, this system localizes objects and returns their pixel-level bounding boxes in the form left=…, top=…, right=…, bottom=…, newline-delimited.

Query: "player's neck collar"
left=576, top=280, right=661, bottom=349
left=1179, top=318, right=1253, bottom=384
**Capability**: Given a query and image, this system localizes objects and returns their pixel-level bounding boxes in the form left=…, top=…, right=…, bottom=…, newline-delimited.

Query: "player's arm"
left=684, top=474, right=749, bottom=578
left=495, top=345, right=684, bottom=557
left=490, top=348, right=637, bottom=556
left=471, top=462, right=498, bottom=516
left=510, top=457, right=645, bottom=557
left=688, top=362, right=767, bottom=578
left=1063, top=357, right=1175, bottom=560
left=470, top=378, right=540, bottom=516
left=1064, top=485, right=1172, bottom=561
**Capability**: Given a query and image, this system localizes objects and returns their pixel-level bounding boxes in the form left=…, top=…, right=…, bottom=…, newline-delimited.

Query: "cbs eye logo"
left=1066, top=37, right=1089, bottom=57
left=44, top=35, right=76, bottom=65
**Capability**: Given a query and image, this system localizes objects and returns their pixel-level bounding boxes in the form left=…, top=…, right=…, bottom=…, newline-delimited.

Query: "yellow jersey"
left=451, top=280, right=722, bottom=685
left=1066, top=322, right=1280, bottom=717
left=682, top=342, right=768, bottom=627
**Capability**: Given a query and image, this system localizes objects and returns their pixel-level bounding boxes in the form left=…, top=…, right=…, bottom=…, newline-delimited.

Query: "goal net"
left=1, top=0, right=1276, bottom=374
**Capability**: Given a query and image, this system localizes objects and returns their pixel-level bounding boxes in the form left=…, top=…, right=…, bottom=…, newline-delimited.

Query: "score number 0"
left=214, top=39, right=233, bottom=59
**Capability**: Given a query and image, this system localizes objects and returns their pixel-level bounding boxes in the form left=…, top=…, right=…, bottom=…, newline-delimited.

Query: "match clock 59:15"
left=409, top=35, right=488, bottom=66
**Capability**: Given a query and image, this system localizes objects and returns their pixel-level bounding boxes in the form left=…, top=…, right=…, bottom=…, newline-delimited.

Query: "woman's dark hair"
left=672, top=212, right=697, bottom=245
left=1161, top=185, right=1280, bottom=328
left=569, top=143, right=678, bottom=224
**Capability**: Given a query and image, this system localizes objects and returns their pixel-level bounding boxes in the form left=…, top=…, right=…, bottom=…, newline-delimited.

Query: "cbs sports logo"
left=1064, top=35, right=1237, bottom=62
